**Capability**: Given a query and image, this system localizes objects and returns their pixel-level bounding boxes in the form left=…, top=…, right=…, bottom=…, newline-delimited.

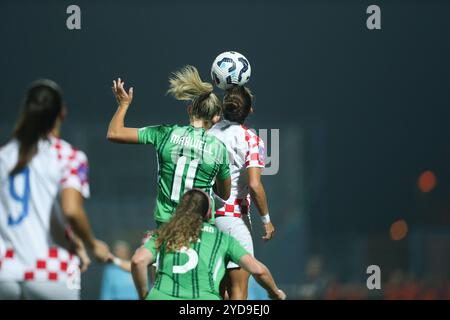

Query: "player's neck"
left=49, top=126, right=60, bottom=138
left=190, top=119, right=207, bottom=130
left=49, top=118, right=62, bottom=138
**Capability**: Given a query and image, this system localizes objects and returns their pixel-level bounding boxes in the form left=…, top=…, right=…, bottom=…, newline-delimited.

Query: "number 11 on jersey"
left=171, top=156, right=199, bottom=202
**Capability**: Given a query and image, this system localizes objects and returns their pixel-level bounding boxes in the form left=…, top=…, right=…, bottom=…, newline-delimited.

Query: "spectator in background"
left=100, top=241, right=137, bottom=300
left=299, top=255, right=328, bottom=299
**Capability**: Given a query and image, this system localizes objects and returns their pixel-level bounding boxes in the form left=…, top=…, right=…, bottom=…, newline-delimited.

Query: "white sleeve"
left=245, top=134, right=265, bottom=169
left=60, top=149, right=90, bottom=198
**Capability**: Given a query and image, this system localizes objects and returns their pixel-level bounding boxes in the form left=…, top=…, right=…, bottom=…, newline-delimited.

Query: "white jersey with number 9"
left=0, top=136, right=88, bottom=284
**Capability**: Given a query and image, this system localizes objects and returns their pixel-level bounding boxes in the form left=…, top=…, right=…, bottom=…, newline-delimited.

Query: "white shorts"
left=215, top=215, right=254, bottom=269
left=0, top=281, right=80, bottom=300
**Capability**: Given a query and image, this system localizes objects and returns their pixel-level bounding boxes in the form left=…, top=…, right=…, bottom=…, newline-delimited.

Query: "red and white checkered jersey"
left=0, top=136, right=89, bottom=283
left=208, top=120, right=265, bottom=217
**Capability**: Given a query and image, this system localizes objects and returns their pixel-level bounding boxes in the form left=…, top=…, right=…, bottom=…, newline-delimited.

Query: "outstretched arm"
left=238, top=254, right=286, bottom=300
left=107, top=78, right=139, bottom=143
left=248, top=167, right=275, bottom=241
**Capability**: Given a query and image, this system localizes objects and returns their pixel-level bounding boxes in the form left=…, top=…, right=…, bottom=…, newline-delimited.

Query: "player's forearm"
left=249, top=181, right=269, bottom=216
left=240, top=255, right=280, bottom=298
left=112, top=257, right=132, bottom=273
left=107, top=104, right=129, bottom=141
left=65, top=226, right=84, bottom=251
left=65, top=208, right=97, bottom=250
left=252, top=262, right=280, bottom=297
left=120, top=260, right=132, bottom=273
left=131, top=259, right=149, bottom=299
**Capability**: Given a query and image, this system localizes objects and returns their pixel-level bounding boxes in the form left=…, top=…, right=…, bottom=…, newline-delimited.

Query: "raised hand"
left=112, top=78, right=134, bottom=107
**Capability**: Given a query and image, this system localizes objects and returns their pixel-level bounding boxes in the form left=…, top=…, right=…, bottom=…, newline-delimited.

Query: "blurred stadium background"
left=1, top=0, right=449, bottom=299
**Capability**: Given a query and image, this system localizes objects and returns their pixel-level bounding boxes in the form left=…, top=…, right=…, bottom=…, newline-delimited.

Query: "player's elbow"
left=61, top=202, right=82, bottom=220
left=131, top=254, right=145, bottom=268
left=251, top=264, right=267, bottom=278
left=106, top=129, right=120, bottom=142
left=241, top=255, right=267, bottom=277
left=131, top=248, right=152, bottom=270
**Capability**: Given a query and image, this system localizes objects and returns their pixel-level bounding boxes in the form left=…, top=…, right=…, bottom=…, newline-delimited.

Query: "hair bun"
left=222, top=86, right=253, bottom=124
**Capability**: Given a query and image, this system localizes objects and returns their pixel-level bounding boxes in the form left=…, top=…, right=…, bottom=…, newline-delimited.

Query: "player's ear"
left=59, top=105, right=67, bottom=121
left=205, top=201, right=212, bottom=221
left=187, top=104, right=193, bottom=116
left=250, top=107, right=254, bottom=114
left=212, top=114, right=221, bottom=124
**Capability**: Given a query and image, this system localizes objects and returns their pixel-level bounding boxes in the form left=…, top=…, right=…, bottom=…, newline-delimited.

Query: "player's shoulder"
left=141, top=123, right=176, bottom=132
left=166, top=124, right=191, bottom=136
left=241, top=124, right=259, bottom=138
left=50, top=136, right=88, bottom=162
left=0, top=140, right=18, bottom=171
left=209, top=119, right=243, bottom=135
left=167, top=124, right=184, bottom=130
left=209, top=135, right=228, bottom=149
left=241, top=124, right=264, bottom=147
left=205, top=129, right=227, bottom=147
left=0, top=139, right=18, bottom=157
left=211, top=120, right=262, bottom=141
left=210, top=119, right=232, bottom=132
left=160, top=123, right=177, bottom=131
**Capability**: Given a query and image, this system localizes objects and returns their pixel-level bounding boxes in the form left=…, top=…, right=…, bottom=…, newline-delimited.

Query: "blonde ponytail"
left=168, top=65, right=213, bottom=101
left=168, top=65, right=222, bottom=122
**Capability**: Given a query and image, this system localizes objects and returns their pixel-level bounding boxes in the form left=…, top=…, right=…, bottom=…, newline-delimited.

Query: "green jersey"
left=138, top=125, right=230, bottom=223
left=144, top=223, right=249, bottom=300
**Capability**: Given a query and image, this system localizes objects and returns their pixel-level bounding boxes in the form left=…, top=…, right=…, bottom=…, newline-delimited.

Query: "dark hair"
left=222, top=86, right=253, bottom=124
left=10, top=79, right=63, bottom=175
left=155, top=189, right=210, bottom=252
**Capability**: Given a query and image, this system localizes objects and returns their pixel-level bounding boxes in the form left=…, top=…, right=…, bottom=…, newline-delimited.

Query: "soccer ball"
left=211, top=51, right=251, bottom=90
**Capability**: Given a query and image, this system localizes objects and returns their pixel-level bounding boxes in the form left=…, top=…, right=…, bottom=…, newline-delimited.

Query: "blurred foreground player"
left=0, top=80, right=112, bottom=299
left=131, top=189, right=285, bottom=300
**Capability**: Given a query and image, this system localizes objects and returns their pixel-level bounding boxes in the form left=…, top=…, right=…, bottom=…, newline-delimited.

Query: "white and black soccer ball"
left=211, top=51, right=251, bottom=90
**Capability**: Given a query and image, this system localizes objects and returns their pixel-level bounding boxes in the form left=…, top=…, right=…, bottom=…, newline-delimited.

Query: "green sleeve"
left=226, top=234, right=249, bottom=265
left=137, top=125, right=173, bottom=149
left=216, top=144, right=231, bottom=180
left=143, top=235, right=158, bottom=258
